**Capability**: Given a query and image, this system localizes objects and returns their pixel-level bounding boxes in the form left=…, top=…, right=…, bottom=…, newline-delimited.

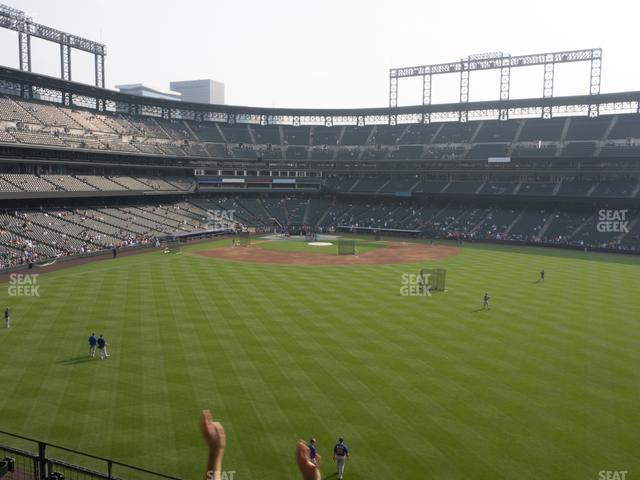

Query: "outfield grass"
left=0, top=239, right=638, bottom=479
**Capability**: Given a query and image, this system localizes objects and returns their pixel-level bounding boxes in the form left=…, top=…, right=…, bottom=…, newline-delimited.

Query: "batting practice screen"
left=237, top=232, right=251, bottom=246
left=162, top=240, right=181, bottom=253
left=338, top=239, right=356, bottom=255
left=420, top=268, right=447, bottom=291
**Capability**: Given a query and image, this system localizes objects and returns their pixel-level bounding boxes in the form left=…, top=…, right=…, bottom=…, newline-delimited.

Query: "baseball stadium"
left=0, top=3, right=639, bottom=480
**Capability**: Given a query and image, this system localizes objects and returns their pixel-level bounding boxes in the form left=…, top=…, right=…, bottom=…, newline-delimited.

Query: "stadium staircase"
left=314, top=202, right=333, bottom=227
left=557, top=118, right=571, bottom=157
left=505, top=208, right=526, bottom=235
left=512, top=182, right=523, bottom=195
left=618, top=217, right=638, bottom=243
left=537, top=210, right=558, bottom=238
left=376, top=178, right=392, bottom=193
left=585, top=183, right=599, bottom=197
left=569, top=214, right=596, bottom=240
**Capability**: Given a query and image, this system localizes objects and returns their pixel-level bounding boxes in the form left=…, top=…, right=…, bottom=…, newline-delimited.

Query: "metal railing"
left=0, top=431, right=180, bottom=480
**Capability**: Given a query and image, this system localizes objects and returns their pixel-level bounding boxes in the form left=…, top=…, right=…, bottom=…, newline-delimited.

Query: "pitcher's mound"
left=197, top=242, right=458, bottom=265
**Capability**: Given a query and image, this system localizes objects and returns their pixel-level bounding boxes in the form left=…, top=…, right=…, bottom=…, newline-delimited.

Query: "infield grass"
left=0, top=239, right=638, bottom=480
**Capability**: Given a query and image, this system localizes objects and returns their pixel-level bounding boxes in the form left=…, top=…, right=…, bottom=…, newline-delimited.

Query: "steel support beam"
left=391, top=48, right=602, bottom=79
left=94, top=54, right=105, bottom=88
left=543, top=61, right=554, bottom=98
left=18, top=32, right=30, bottom=71
left=588, top=51, right=601, bottom=118
left=61, top=38, right=72, bottom=109
left=60, top=42, right=71, bottom=80
left=389, top=75, right=398, bottom=109
left=499, top=58, right=510, bottom=100
left=459, top=62, right=469, bottom=103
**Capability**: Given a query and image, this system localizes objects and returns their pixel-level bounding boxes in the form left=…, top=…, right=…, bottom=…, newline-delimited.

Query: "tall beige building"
left=170, top=79, right=225, bottom=105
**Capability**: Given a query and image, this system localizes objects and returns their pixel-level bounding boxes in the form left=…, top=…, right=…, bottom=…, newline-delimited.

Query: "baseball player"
left=333, top=436, right=349, bottom=480
left=97, top=334, right=107, bottom=360
left=4, top=307, right=9, bottom=329
left=483, top=293, right=490, bottom=310
left=540, top=270, right=545, bottom=282
left=89, top=332, right=97, bottom=357
left=308, top=438, right=319, bottom=466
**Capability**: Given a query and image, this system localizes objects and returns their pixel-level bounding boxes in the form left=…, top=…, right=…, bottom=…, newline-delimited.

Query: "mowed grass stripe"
left=0, top=240, right=638, bottom=479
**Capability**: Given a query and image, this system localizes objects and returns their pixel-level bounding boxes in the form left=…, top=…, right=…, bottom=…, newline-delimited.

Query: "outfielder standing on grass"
left=97, top=334, right=108, bottom=360
left=89, top=332, right=97, bottom=357
left=333, top=436, right=349, bottom=480
left=307, top=438, right=319, bottom=466
left=4, top=306, right=9, bottom=329
left=483, top=293, right=490, bottom=310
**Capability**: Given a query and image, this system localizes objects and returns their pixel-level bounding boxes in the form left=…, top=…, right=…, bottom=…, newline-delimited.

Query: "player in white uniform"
left=333, top=436, right=349, bottom=480
left=483, top=293, right=490, bottom=310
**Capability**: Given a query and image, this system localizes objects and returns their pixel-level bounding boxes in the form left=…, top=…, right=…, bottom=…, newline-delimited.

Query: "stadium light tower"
left=0, top=3, right=107, bottom=92
left=389, top=48, right=602, bottom=123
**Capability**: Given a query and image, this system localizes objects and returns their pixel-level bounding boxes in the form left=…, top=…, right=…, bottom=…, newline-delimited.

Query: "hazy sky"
left=0, top=0, right=637, bottom=108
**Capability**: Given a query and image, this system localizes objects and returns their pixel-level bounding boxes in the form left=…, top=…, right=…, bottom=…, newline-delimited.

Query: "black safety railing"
left=0, top=431, right=180, bottom=480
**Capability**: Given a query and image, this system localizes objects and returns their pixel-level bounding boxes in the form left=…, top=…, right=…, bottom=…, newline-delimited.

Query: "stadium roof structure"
left=2, top=66, right=639, bottom=129
left=115, top=83, right=182, bottom=101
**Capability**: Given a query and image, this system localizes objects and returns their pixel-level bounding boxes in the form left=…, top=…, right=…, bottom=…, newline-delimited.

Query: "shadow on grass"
left=323, top=473, right=338, bottom=480
left=470, top=308, right=486, bottom=313
left=57, top=356, right=94, bottom=365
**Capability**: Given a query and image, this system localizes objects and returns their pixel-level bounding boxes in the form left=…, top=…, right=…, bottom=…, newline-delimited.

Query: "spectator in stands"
left=201, top=409, right=321, bottom=480
left=201, top=409, right=225, bottom=480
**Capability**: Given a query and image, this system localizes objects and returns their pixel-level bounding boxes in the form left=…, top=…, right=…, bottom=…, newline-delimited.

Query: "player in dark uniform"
left=97, top=334, right=107, bottom=360
left=483, top=293, right=490, bottom=310
left=4, top=306, right=9, bottom=329
left=89, top=332, right=97, bottom=357
left=308, top=438, right=318, bottom=466
left=333, top=436, right=349, bottom=480
left=540, top=270, right=545, bottom=282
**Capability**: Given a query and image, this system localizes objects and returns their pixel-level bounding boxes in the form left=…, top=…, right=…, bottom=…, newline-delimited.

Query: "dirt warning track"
left=196, top=242, right=459, bottom=266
